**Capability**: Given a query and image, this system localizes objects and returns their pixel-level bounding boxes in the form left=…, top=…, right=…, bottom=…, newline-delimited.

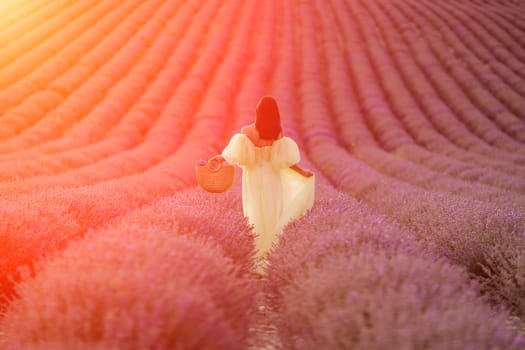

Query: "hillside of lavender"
left=0, top=1, right=524, bottom=349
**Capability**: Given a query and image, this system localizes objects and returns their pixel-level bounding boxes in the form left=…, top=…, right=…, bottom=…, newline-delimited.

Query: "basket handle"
left=207, top=155, right=225, bottom=173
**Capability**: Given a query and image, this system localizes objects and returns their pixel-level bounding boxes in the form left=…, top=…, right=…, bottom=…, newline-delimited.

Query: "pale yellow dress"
left=222, top=133, right=315, bottom=258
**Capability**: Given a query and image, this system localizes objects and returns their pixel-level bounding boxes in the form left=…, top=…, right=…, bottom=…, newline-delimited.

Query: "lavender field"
left=0, top=0, right=524, bottom=349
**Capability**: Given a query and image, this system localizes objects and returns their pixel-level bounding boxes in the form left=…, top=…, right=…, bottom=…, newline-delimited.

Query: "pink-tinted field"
left=0, top=0, right=524, bottom=349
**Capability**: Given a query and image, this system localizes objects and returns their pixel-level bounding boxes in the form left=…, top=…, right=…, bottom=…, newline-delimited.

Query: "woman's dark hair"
left=255, top=96, right=282, bottom=140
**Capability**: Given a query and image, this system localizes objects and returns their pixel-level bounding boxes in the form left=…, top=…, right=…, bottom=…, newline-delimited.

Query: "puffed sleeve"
left=271, top=136, right=300, bottom=169
left=221, top=133, right=255, bottom=167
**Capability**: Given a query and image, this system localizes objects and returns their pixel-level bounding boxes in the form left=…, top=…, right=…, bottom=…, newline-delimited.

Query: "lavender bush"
left=0, top=229, right=256, bottom=350
left=481, top=232, right=525, bottom=318
left=275, top=251, right=524, bottom=350
left=265, top=185, right=429, bottom=307
left=110, top=186, right=256, bottom=274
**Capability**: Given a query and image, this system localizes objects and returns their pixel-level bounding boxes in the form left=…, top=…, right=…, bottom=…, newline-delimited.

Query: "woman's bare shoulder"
left=241, top=124, right=274, bottom=147
left=274, top=135, right=295, bottom=145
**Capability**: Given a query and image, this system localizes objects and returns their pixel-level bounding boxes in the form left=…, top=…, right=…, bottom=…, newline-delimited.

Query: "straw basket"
left=196, top=155, right=235, bottom=193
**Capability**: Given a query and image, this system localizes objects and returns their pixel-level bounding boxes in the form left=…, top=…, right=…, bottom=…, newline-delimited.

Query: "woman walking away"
left=219, top=96, right=314, bottom=270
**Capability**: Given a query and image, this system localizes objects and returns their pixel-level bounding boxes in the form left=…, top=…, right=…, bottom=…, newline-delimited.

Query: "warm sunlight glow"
left=0, top=0, right=523, bottom=348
